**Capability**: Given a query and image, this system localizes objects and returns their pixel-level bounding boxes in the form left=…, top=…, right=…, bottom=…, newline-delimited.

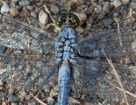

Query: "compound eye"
left=62, top=17, right=66, bottom=22
left=55, top=13, right=66, bottom=28
left=55, top=12, right=80, bottom=28
left=69, top=13, right=80, bottom=28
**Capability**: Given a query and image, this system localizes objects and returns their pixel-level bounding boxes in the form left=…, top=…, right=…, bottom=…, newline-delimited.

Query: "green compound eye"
left=55, top=11, right=80, bottom=28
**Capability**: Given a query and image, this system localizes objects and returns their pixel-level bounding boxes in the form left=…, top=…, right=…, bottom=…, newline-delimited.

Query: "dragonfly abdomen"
left=58, top=63, right=71, bottom=105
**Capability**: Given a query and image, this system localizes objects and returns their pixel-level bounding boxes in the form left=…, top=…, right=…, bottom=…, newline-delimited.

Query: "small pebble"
left=8, top=88, right=14, bottom=94
left=10, top=2, right=16, bottom=7
left=7, top=94, right=18, bottom=101
left=122, top=0, right=130, bottom=5
left=25, top=95, right=31, bottom=100
left=103, top=18, right=113, bottom=27
left=43, top=85, right=50, bottom=93
left=0, top=91, right=6, bottom=98
left=10, top=8, right=19, bottom=17
left=1, top=3, right=10, bottom=14
left=26, top=6, right=33, bottom=10
left=94, top=5, right=102, bottom=13
left=30, top=11, right=37, bottom=18
left=103, top=2, right=110, bottom=13
left=113, top=0, right=122, bottom=8
left=98, top=12, right=105, bottom=20
left=19, top=0, right=30, bottom=6
left=51, top=4, right=59, bottom=14
left=19, top=89, right=27, bottom=97
left=39, top=10, right=48, bottom=25
left=50, top=88, right=58, bottom=97
left=47, top=97, right=55, bottom=105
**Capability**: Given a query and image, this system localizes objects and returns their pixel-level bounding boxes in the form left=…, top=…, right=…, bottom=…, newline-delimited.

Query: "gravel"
left=0, top=0, right=136, bottom=105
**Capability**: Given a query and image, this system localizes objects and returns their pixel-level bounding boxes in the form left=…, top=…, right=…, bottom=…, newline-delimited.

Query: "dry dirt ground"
left=0, top=0, right=136, bottom=105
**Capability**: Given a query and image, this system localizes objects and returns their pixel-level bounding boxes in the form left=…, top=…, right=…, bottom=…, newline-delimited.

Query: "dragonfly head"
left=55, top=11, right=80, bottom=28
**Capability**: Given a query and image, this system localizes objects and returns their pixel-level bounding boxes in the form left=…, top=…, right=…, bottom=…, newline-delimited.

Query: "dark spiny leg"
left=43, top=63, right=57, bottom=84
left=71, top=67, right=78, bottom=98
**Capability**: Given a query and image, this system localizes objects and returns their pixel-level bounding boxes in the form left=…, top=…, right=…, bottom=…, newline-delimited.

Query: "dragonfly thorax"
left=55, top=27, right=78, bottom=64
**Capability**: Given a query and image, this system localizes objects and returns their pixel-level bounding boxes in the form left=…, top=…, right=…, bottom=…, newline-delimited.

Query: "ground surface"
left=0, top=0, right=136, bottom=105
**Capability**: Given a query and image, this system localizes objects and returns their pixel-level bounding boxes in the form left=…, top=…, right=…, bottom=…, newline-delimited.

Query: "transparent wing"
left=71, top=57, right=136, bottom=103
left=77, top=25, right=136, bottom=63
left=0, top=51, right=57, bottom=90
left=0, top=15, right=55, bottom=54
left=73, top=25, right=136, bottom=102
left=0, top=15, right=57, bottom=90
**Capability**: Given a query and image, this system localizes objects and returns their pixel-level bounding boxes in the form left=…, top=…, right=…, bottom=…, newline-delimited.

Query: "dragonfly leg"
left=43, top=64, right=57, bottom=84
left=71, top=68, right=78, bottom=98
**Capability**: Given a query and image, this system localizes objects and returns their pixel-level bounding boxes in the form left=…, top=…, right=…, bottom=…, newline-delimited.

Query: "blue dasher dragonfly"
left=0, top=12, right=136, bottom=104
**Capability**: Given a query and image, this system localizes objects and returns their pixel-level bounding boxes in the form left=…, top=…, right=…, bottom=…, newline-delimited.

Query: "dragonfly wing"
left=77, top=26, right=136, bottom=60
left=0, top=52, right=57, bottom=90
left=72, top=57, right=134, bottom=100
left=72, top=57, right=101, bottom=98
left=0, top=15, right=55, bottom=54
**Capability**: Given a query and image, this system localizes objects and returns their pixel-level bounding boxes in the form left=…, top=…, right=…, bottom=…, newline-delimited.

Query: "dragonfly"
left=0, top=11, right=136, bottom=105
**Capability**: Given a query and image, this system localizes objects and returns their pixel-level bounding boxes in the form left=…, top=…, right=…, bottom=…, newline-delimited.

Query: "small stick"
left=43, top=5, right=55, bottom=24
left=102, top=49, right=129, bottom=105
left=108, top=81, right=136, bottom=98
left=114, top=18, right=123, bottom=47
left=33, top=96, right=47, bottom=105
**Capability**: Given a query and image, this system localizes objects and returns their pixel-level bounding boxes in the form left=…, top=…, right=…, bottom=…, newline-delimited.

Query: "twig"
left=43, top=5, right=55, bottom=24
left=114, top=18, right=123, bottom=47
left=33, top=96, right=47, bottom=105
left=126, top=8, right=133, bottom=19
left=102, top=49, right=129, bottom=105
left=108, top=82, right=136, bottom=98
